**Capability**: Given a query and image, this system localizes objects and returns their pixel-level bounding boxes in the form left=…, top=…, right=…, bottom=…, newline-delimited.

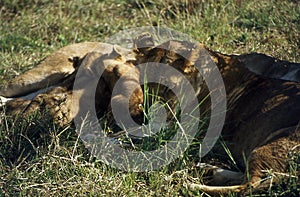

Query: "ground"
left=0, top=0, right=299, bottom=196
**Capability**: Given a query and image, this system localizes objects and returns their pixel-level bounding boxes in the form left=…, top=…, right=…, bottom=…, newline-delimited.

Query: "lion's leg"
left=188, top=128, right=299, bottom=194
left=1, top=97, right=32, bottom=115
left=0, top=96, right=13, bottom=107
left=197, top=163, right=244, bottom=186
left=0, top=42, right=104, bottom=98
left=188, top=148, right=280, bottom=194
left=2, top=86, right=74, bottom=127
left=245, top=132, right=299, bottom=188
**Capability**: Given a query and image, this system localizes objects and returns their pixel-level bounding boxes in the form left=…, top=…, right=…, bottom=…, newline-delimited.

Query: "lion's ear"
left=68, top=56, right=85, bottom=69
left=133, top=32, right=154, bottom=55
left=182, top=44, right=205, bottom=73
left=110, top=45, right=124, bottom=60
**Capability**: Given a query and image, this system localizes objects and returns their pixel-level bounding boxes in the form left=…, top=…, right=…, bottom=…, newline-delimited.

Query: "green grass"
left=1, top=0, right=299, bottom=196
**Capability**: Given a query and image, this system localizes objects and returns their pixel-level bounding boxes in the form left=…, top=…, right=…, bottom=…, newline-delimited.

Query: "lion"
left=0, top=42, right=143, bottom=127
left=1, top=34, right=299, bottom=195
left=133, top=33, right=300, bottom=194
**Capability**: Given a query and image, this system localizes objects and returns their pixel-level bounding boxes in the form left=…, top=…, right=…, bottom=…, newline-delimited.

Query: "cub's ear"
left=183, top=44, right=207, bottom=73
left=68, top=56, right=84, bottom=69
left=133, top=32, right=155, bottom=55
left=108, top=45, right=124, bottom=60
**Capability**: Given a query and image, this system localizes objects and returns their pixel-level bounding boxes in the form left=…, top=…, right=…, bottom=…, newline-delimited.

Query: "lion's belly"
left=219, top=78, right=300, bottom=167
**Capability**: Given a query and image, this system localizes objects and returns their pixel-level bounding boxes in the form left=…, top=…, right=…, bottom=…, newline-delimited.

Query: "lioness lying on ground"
left=133, top=34, right=300, bottom=194
left=0, top=34, right=299, bottom=195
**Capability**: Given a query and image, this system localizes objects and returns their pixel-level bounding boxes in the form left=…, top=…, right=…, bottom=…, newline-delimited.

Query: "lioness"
left=1, top=35, right=299, bottom=195
left=133, top=33, right=300, bottom=194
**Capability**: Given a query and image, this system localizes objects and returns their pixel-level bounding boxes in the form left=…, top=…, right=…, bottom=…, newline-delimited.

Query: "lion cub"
left=0, top=42, right=142, bottom=128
